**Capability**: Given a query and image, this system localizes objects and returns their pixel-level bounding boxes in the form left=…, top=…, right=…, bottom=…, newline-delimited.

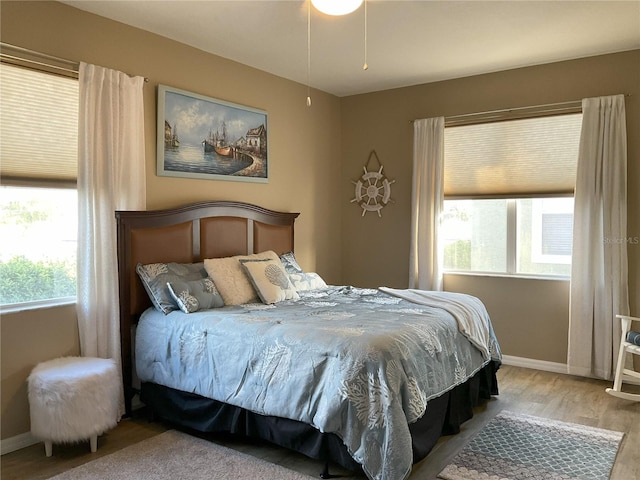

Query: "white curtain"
left=568, top=94, right=629, bottom=380
left=409, top=117, right=445, bottom=291
left=77, top=63, right=146, bottom=416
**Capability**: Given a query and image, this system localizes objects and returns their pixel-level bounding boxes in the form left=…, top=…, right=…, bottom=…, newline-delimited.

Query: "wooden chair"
left=606, top=314, right=640, bottom=401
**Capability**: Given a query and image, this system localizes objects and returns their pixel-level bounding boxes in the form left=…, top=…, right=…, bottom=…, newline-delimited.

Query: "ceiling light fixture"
left=311, top=0, right=363, bottom=16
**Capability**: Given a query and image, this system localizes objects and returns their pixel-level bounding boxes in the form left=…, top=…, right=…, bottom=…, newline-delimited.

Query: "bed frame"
left=116, top=200, right=498, bottom=474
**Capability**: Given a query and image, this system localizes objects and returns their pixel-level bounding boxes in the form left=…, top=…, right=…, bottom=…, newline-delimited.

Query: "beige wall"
left=341, top=50, right=640, bottom=364
left=1, top=0, right=343, bottom=441
left=444, top=275, right=570, bottom=363
left=1, top=305, right=80, bottom=441
left=2, top=0, right=638, bottom=444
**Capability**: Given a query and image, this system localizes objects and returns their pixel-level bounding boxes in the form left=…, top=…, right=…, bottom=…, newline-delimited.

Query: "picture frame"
left=157, top=85, right=268, bottom=183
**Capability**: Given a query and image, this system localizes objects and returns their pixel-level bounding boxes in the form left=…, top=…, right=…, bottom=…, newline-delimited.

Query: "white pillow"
left=287, top=271, right=328, bottom=291
left=204, top=251, right=279, bottom=305
left=240, top=258, right=299, bottom=304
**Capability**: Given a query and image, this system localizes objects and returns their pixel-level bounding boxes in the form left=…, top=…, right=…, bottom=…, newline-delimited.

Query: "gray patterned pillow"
left=279, top=252, right=303, bottom=274
left=136, top=262, right=208, bottom=314
left=167, top=278, right=224, bottom=313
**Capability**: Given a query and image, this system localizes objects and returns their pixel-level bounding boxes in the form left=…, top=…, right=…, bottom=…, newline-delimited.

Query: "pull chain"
left=307, top=0, right=312, bottom=107
left=363, top=0, right=368, bottom=70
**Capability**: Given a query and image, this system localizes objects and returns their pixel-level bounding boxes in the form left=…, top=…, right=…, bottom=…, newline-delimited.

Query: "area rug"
left=46, top=430, right=317, bottom=480
left=438, top=410, right=624, bottom=480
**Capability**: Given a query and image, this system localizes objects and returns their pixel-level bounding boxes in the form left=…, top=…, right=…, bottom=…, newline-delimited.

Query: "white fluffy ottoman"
left=28, top=356, right=120, bottom=457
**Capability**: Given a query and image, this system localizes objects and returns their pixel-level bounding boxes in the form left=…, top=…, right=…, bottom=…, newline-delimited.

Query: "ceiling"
left=62, top=1, right=640, bottom=97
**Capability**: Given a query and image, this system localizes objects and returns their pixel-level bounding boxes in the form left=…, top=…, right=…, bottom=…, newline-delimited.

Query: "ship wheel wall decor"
left=351, top=150, right=395, bottom=217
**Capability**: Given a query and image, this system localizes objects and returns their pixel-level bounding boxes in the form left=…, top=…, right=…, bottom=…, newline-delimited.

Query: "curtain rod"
left=411, top=94, right=632, bottom=126
left=0, top=42, right=149, bottom=82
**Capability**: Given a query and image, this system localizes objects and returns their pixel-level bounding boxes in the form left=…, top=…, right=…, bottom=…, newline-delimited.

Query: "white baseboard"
left=501, top=355, right=640, bottom=386
left=501, top=355, right=568, bottom=374
left=1, top=431, right=39, bottom=456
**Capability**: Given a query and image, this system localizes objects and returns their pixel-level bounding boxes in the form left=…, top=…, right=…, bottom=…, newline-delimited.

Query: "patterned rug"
left=438, top=410, right=624, bottom=480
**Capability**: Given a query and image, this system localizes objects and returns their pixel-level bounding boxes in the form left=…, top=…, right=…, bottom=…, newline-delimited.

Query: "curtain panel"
left=77, top=63, right=146, bottom=416
left=568, top=94, right=629, bottom=380
left=409, top=117, right=444, bottom=291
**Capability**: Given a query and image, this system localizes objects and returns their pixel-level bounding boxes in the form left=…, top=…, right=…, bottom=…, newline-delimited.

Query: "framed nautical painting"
left=156, top=85, right=268, bottom=183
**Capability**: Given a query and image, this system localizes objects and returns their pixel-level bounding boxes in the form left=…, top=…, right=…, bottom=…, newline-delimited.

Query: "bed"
left=116, top=200, right=501, bottom=480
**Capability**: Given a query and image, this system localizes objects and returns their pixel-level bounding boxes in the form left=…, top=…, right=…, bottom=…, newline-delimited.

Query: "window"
left=442, top=199, right=507, bottom=273
left=0, top=62, right=79, bottom=308
left=441, top=113, right=582, bottom=277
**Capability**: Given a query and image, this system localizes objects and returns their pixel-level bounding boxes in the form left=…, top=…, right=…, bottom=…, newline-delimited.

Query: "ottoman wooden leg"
left=90, top=435, right=97, bottom=453
left=45, top=440, right=52, bottom=457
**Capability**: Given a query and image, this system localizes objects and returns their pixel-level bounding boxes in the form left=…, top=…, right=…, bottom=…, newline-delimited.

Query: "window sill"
left=0, top=297, right=76, bottom=315
left=443, top=271, right=570, bottom=282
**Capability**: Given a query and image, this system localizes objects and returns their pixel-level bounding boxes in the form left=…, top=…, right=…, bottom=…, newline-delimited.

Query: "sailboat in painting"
left=203, top=121, right=234, bottom=157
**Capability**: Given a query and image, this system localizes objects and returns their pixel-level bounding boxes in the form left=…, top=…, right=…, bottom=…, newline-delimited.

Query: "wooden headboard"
left=115, top=201, right=299, bottom=414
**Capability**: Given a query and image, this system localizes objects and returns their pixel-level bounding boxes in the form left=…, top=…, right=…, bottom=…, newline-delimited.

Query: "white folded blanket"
left=379, top=287, right=497, bottom=362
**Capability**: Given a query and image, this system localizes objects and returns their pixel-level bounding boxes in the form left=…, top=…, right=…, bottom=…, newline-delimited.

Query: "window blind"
left=444, top=113, right=583, bottom=198
left=0, top=63, right=78, bottom=186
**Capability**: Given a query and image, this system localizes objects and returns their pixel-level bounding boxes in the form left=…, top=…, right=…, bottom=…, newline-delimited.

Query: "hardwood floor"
left=2, top=365, right=639, bottom=480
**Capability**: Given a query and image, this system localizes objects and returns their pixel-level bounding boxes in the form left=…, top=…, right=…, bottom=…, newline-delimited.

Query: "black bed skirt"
left=140, top=360, right=499, bottom=472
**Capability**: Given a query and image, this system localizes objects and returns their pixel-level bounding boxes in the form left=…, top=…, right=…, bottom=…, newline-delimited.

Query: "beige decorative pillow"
left=204, top=251, right=279, bottom=305
left=240, top=258, right=299, bottom=304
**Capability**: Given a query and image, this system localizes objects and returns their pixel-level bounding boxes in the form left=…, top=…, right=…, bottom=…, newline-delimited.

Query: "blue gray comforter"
left=136, top=286, right=501, bottom=480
